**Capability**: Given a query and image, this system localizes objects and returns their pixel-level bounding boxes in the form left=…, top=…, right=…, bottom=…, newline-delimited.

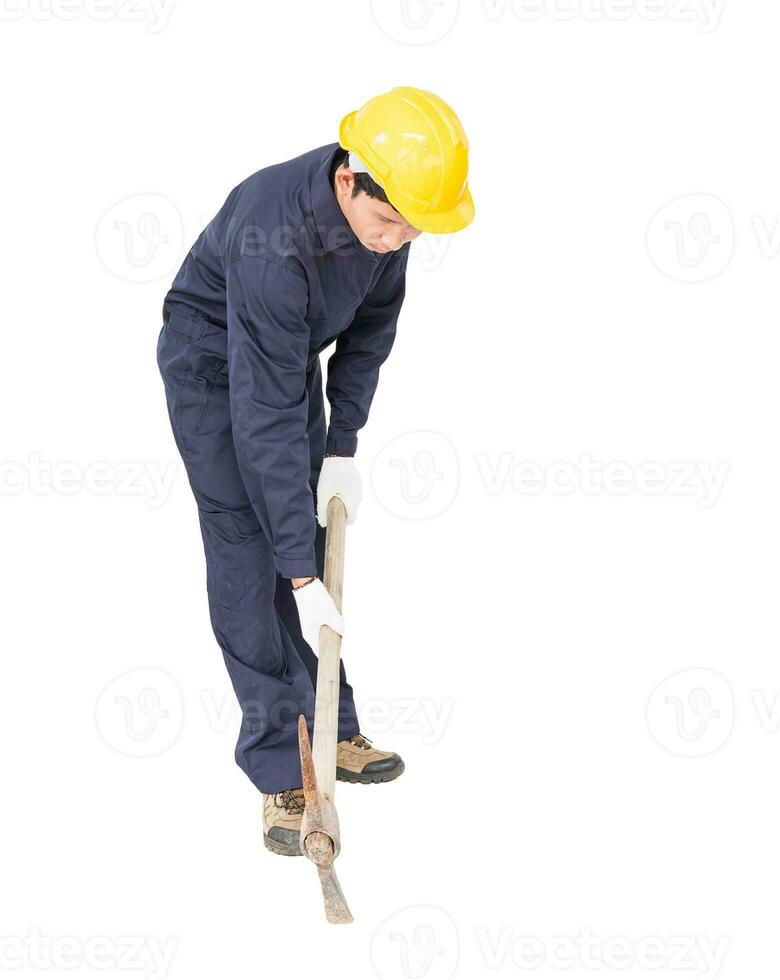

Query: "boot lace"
left=349, top=733, right=373, bottom=751
left=275, top=789, right=305, bottom=815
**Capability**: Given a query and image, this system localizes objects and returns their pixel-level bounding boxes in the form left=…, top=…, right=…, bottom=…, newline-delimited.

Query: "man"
left=156, top=86, right=474, bottom=855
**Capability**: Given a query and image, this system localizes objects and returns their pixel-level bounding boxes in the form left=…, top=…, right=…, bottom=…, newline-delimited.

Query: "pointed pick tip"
left=318, top=865, right=353, bottom=925
left=297, top=714, right=319, bottom=804
left=297, top=713, right=309, bottom=747
left=326, top=909, right=354, bottom=925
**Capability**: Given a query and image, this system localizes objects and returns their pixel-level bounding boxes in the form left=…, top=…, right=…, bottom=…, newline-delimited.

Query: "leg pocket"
left=199, top=509, right=248, bottom=611
left=175, top=349, right=229, bottom=454
left=198, top=506, right=287, bottom=679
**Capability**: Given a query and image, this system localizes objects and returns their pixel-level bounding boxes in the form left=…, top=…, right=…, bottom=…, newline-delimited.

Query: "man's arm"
left=324, top=243, right=410, bottom=456
left=226, top=256, right=318, bottom=580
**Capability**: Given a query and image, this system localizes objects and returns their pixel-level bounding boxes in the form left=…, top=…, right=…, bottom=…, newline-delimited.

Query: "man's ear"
left=335, top=164, right=361, bottom=200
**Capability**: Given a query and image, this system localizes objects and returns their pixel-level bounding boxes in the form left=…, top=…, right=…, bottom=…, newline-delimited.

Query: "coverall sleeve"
left=324, top=244, right=410, bottom=456
left=226, top=256, right=318, bottom=579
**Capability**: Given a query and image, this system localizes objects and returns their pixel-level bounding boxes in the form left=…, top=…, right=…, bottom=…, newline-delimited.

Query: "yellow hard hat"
left=339, top=86, right=475, bottom=234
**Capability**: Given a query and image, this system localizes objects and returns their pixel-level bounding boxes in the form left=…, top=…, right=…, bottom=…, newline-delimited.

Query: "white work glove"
left=292, top=577, right=344, bottom=655
left=316, top=455, right=362, bottom=527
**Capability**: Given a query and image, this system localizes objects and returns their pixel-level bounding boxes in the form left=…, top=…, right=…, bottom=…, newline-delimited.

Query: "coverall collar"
left=309, top=145, right=381, bottom=262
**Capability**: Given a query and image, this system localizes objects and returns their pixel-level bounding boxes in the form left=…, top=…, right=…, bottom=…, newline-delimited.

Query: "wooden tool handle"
left=311, top=495, right=347, bottom=800
left=322, top=495, right=347, bottom=611
left=298, top=496, right=353, bottom=923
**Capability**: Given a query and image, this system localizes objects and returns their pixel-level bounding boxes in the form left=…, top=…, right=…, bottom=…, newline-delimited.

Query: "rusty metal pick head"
left=298, top=714, right=330, bottom=853
left=297, top=714, right=339, bottom=858
left=296, top=714, right=352, bottom=922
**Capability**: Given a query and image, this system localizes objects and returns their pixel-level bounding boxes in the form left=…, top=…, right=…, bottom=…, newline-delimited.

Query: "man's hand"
left=292, top=577, right=344, bottom=655
left=316, top=456, right=362, bottom=527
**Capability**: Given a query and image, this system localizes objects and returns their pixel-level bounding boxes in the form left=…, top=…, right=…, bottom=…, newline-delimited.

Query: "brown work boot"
left=262, top=788, right=305, bottom=856
left=336, top=733, right=405, bottom=784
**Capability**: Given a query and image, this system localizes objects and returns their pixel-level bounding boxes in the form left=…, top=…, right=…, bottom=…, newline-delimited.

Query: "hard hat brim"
left=393, top=185, right=475, bottom=235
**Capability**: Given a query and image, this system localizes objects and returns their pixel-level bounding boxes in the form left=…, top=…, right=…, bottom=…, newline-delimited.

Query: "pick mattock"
left=297, top=495, right=353, bottom=924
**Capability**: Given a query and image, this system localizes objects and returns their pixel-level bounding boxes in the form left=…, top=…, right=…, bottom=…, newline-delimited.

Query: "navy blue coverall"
left=157, top=143, right=409, bottom=793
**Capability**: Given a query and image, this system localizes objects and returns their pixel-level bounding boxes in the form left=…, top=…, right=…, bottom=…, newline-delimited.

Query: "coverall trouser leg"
left=157, top=319, right=359, bottom=794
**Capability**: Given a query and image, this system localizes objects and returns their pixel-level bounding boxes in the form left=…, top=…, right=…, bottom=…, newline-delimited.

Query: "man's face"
left=335, top=165, right=422, bottom=254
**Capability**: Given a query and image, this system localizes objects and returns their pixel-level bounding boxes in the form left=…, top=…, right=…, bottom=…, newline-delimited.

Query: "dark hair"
left=331, top=146, right=390, bottom=205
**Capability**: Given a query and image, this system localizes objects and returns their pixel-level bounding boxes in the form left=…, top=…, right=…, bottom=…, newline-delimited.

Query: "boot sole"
left=336, top=760, right=405, bottom=784
left=263, top=834, right=303, bottom=857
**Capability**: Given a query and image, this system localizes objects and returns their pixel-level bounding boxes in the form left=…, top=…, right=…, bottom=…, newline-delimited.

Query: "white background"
left=1, top=1, right=779, bottom=978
